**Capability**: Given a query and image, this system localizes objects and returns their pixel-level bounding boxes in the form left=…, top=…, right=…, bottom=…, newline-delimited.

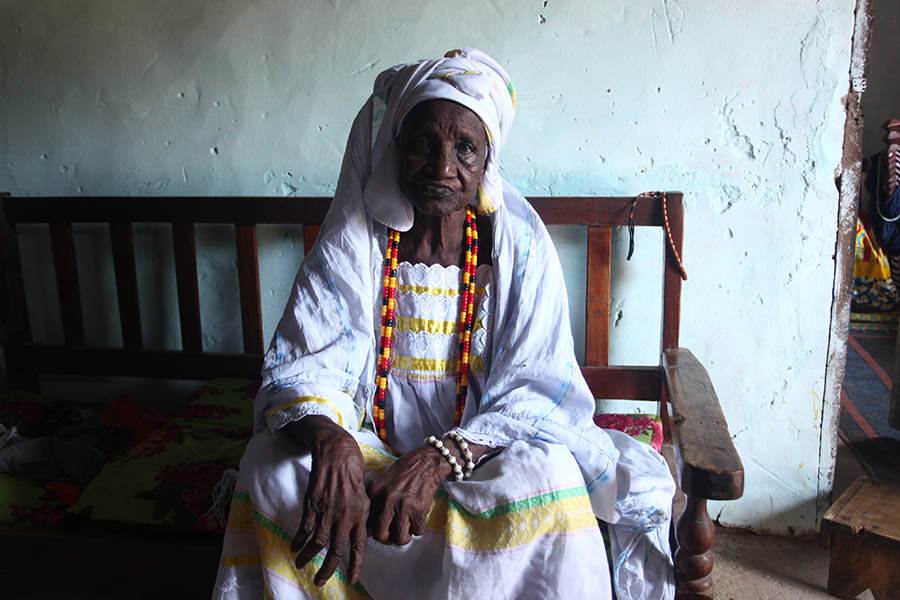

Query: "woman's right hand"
left=286, top=416, right=370, bottom=586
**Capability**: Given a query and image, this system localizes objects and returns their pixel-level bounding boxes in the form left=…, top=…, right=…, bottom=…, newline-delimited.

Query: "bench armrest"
left=663, top=348, right=744, bottom=500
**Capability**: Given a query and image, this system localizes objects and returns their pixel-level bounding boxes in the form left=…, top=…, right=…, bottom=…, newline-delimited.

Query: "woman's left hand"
left=366, top=445, right=450, bottom=545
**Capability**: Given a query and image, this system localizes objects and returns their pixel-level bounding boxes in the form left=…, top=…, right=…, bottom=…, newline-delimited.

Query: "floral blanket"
left=0, top=378, right=659, bottom=533
left=1, top=379, right=255, bottom=532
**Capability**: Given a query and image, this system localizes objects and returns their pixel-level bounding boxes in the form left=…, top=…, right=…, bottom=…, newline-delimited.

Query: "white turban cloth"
left=362, top=48, right=517, bottom=231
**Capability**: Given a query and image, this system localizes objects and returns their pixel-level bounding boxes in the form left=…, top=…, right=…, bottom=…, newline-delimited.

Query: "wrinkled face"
left=398, top=100, right=489, bottom=216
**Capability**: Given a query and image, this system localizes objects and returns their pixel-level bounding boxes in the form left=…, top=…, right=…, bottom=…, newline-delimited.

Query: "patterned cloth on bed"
left=71, top=379, right=256, bottom=531
left=0, top=379, right=661, bottom=532
left=0, top=379, right=256, bottom=531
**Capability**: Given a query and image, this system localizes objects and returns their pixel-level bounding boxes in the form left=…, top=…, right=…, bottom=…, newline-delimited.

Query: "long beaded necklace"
left=372, top=207, right=479, bottom=443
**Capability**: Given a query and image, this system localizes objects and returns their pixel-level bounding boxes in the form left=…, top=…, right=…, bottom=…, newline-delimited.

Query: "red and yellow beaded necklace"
left=372, top=207, right=479, bottom=443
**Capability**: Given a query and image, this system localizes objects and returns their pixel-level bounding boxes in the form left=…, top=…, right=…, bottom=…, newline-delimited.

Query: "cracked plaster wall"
left=0, top=0, right=858, bottom=533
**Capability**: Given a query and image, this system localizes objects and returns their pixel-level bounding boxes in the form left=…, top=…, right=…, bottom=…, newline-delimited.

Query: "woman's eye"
left=410, top=136, right=430, bottom=153
left=457, top=142, right=476, bottom=156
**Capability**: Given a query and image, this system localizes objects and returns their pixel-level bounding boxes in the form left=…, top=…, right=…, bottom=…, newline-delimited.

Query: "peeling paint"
left=816, top=0, right=872, bottom=528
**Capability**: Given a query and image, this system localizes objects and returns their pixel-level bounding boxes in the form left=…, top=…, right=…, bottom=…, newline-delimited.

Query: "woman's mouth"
left=418, top=183, right=454, bottom=198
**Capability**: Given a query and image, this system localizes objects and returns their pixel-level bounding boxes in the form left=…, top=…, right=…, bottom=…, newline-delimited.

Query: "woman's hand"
left=286, top=416, right=370, bottom=586
left=366, top=444, right=450, bottom=545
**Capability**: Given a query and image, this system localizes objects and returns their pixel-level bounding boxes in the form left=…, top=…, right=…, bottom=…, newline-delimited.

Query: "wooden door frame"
left=818, top=0, right=875, bottom=526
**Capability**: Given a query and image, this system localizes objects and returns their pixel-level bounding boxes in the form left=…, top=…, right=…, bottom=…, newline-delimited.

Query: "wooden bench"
left=0, top=192, right=744, bottom=598
left=823, top=477, right=900, bottom=600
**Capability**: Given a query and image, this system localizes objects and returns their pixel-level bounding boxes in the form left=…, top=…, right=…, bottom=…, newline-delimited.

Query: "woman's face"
left=398, top=100, right=488, bottom=216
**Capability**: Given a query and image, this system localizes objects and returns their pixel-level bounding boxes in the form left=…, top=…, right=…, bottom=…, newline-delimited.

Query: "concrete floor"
left=712, top=438, right=878, bottom=600
left=714, top=528, right=874, bottom=600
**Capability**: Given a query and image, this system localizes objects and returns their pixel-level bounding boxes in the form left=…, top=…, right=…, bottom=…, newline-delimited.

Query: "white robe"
left=214, top=230, right=675, bottom=599
left=215, top=48, right=675, bottom=600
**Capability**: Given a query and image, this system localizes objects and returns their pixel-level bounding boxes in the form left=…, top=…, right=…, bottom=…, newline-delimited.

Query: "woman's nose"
left=432, top=144, right=456, bottom=178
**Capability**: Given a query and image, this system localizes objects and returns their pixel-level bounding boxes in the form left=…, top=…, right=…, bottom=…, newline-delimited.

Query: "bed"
left=0, top=192, right=743, bottom=599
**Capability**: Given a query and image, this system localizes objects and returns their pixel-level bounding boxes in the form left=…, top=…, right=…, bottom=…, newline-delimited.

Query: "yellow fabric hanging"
left=855, top=218, right=892, bottom=281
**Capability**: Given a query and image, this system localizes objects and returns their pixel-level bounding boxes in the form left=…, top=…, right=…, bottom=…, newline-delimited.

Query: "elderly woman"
left=214, top=49, right=675, bottom=600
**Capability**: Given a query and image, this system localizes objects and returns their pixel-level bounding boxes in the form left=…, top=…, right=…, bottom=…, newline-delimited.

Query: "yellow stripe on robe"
left=396, top=316, right=457, bottom=335
left=425, top=486, right=596, bottom=552
left=396, top=316, right=484, bottom=335
left=252, top=509, right=372, bottom=599
left=265, top=396, right=345, bottom=428
left=225, top=490, right=255, bottom=532
left=358, top=444, right=396, bottom=473
left=392, top=356, right=456, bottom=373
left=397, top=284, right=486, bottom=297
left=393, top=354, right=486, bottom=375
left=229, top=485, right=593, bottom=596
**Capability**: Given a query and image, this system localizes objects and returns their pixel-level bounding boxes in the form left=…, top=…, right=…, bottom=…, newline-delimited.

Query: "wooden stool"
left=823, top=477, right=900, bottom=600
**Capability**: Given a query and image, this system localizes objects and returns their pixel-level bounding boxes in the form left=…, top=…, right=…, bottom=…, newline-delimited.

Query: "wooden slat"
left=663, top=348, right=744, bottom=500
left=659, top=379, right=673, bottom=444
left=2, top=193, right=688, bottom=399
left=6, top=197, right=333, bottom=225
left=109, top=223, right=143, bottom=349
left=303, top=225, right=320, bottom=256
left=172, top=223, right=202, bottom=352
left=823, top=477, right=900, bottom=543
left=4, top=195, right=678, bottom=228
left=581, top=365, right=661, bottom=401
left=662, top=193, right=684, bottom=350
left=0, top=195, right=37, bottom=389
left=529, top=196, right=668, bottom=226
left=235, top=224, right=264, bottom=354
left=585, top=226, right=611, bottom=366
left=49, top=223, right=84, bottom=347
left=23, top=343, right=262, bottom=380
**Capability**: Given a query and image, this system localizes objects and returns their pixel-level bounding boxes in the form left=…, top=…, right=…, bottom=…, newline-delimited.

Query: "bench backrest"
left=0, top=193, right=683, bottom=404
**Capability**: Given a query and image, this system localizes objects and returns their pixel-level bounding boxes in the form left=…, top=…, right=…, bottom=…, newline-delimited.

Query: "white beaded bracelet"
left=448, top=430, right=476, bottom=479
left=426, top=435, right=464, bottom=481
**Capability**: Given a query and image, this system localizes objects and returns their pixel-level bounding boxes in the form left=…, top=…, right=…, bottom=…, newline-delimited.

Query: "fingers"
left=370, top=497, right=395, bottom=544
left=293, top=466, right=322, bottom=554
left=391, top=511, right=412, bottom=546
left=346, top=523, right=367, bottom=584
left=409, top=510, right=427, bottom=537
left=295, top=530, right=327, bottom=570
left=295, top=508, right=331, bottom=570
left=315, top=521, right=347, bottom=587
left=289, top=439, right=372, bottom=587
left=291, top=501, right=317, bottom=554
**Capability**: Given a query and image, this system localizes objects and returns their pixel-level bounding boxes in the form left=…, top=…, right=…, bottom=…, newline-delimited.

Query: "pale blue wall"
left=0, top=0, right=858, bottom=533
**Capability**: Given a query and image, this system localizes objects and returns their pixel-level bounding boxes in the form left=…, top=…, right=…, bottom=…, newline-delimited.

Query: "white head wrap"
left=362, top=48, right=517, bottom=231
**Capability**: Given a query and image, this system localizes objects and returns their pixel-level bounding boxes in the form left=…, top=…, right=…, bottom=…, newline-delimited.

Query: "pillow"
left=594, top=413, right=663, bottom=452
left=71, top=378, right=255, bottom=532
left=70, top=434, right=246, bottom=531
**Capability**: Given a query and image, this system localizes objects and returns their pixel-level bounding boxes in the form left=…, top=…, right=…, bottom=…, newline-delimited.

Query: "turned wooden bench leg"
left=674, top=495, right=715, bottom=599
